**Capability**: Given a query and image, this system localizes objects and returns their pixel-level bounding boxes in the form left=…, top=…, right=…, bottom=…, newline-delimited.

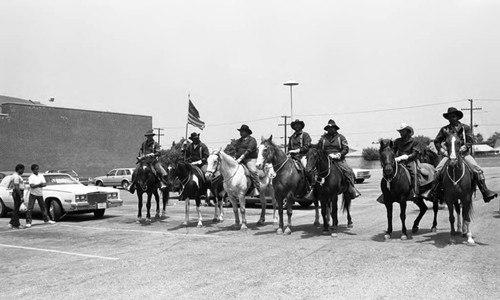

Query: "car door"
left=104, top=169, right=117, bottom=186
left=116, top=169, right=128, bottom=185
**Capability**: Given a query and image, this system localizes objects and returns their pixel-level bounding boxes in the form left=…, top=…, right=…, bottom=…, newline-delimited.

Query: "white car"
left=353, top=168, right=371, bottom=183
left=93, top=168, right=134, bottom=189
left=0, top=173, right=122, bottom=221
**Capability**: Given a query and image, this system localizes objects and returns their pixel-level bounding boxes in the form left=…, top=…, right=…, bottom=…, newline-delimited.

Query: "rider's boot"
left=128, top=172, right=137, bottom=194
left=303, top=172, right=315, bottom=200
left=250, top=172, right=260, bottom=197
left=347, top=177, right=361, bottom=199
left=477, top=172, right=497, bottom=203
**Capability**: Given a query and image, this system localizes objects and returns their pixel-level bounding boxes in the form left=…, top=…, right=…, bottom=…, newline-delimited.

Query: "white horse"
left=206, top=150, right=277, bottom=230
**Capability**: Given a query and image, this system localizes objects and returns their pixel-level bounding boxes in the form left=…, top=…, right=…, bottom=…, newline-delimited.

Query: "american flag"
left=188, top=100, right=205, bottom=130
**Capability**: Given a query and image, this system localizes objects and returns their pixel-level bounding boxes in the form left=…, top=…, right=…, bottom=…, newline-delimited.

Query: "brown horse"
left=305, top=147, right=351, bottom=237
left=441, top=133, right=475, bottom=244
left=379, top=139, right=438, bottom=240
left=134, top=158, right=169, bottom=223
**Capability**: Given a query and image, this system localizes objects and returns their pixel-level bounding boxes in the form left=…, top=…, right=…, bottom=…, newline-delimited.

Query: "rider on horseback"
left=316, top=119, right=361, bottom=199
left=287, top=119, right=314, bottom=200
left=234, top=124, right=260, bottom=197
left=128, top=129, right=169, bottom=194
left=423, top=107, right=497, bottom=203
left=183, top=132, right=210, bottom=172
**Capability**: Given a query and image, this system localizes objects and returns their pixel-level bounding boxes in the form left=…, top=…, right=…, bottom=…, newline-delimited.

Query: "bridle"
left=445, top=135, right=467, bottom=186
left=261, top=143, right=289, bottom=174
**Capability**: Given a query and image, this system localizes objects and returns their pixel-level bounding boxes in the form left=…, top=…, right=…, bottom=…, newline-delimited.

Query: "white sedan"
left=0, top=173, right=122, bottom=221
left=353, top=168, right=371, bottom=183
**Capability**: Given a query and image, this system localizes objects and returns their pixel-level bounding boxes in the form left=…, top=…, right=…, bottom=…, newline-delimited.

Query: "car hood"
left=44, top=184, right=118, bottom=194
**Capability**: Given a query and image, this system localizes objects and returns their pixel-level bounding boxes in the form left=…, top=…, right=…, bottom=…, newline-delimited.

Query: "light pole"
left=283, top=80, right=299, bottom=120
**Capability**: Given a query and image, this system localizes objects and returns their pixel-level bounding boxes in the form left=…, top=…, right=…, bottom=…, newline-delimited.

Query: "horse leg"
left=455, top=200, right=462, bottom=236
left=446, top=200, right=456, bottom=237
left=195, top=196, right=203, bottom=228
left=313, top=196, right=320, bottom=227
left=319, top=198, right=329, bottom=234
left=257, top=189, right=267, bottom=225
left=145, top=193, right=152, bottom=223
left=330, top=196, right=339, bottom=238
left=384, top=200, right=393, bottom=240
left=463, top=196, right=474, bottom=244
left=161, top=189, right=168, bottom=219
left=136, top=192, right=143, bottom=223
left=182, top=197, right=190, bottom=226
left=431, top=200, right=439, bottom=232
left=412, top=197, right=428, bottom=233
left=284, top=195, right=293, bottom=235
left=153, top=190, right=160, bottom=219
left=276, top=196, right=285, bottom=235
left=229, top=196, right=240, bottom=227
left=239, top=194, right=247, bottom=230
left=400, top=199, right=408, bottom=240
left=271, top=191, right=278, bottom=226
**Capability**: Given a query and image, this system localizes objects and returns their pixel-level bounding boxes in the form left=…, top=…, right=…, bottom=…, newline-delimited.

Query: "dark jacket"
left=235, top=136, right=258, bottom=160
left=288, top=131, right=312, bottom=157
left=317, top=133, right=349, bottom=159
left=434, top=122, right=474, bottom=155
left=140, top=139, right=160, bottom=155
left=393, top=137, right=419, bottom=162
left=185, top=142, right=209, bottom=165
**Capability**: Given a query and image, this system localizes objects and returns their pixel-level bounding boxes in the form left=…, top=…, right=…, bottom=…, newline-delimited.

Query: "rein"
left=272, top=157, right=289, bottom=174
left=445, top=158, right=467, bottom=186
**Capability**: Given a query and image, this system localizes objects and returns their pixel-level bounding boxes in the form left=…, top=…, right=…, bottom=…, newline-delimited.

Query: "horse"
left=379, top=139, right=438, bottom=240
left=134, top=158, right=169, bottom=223
left=168, top=159, right=207, bottom=227
left=441, top=133, right=475, bottom=244
left=419, top=147, right=443, bottom=168
left=206, top=150, right=276, bottom=229
left=256, top=136, right=319, bottom=235
left=305, top=147, right=351, bottom=237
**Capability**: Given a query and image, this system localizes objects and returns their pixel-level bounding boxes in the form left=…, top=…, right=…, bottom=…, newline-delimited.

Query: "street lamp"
left=283, top=80, right=299, bottom=120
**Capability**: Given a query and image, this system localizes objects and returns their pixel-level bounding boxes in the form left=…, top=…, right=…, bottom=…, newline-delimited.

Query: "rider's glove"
left=459, top=145, right=468, bottom=153
left=288, top=149, right=300, bottom=154
left=439, top=148, right=447, bottom=156
left=395, top=154, right=409, bottom=162
left=191, top=160, right=202, bottom=165
left=328, top=153, right=341, bottom=160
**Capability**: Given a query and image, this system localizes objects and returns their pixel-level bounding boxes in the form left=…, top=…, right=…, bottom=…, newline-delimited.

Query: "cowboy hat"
left=144, top=129, right=156, bottom=136
left=396, top=123, right=414, bottom=137
left=188, top=132, right=200, bottom=140
left=290, top=119, right=305, bottom=130
left=443, top=107, right=463, bottom=120
left=324, top=119, right=340, bottom=131
left=237, top=124, right=253, bottom=134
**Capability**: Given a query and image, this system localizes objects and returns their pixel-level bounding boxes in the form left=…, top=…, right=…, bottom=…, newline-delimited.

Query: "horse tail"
left=341, top=193, right=351, bottom=214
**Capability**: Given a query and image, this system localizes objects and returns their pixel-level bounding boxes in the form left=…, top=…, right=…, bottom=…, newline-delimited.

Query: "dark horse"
left=306, top=147, right=352, bottom=237
left=379, top=139, right=438, bottom=240
left=204, top=168, right=227, bottom=223
left=134, top=158, right=169, bottom=223
left=256, top=136, right=320, bottom=235
left=168, top=159, right=207, bottom=227
left=442, top=133, right=475, bottom=244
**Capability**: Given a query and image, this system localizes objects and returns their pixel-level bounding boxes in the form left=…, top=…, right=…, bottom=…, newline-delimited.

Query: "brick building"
left=0, top=96, right=152, bottom=177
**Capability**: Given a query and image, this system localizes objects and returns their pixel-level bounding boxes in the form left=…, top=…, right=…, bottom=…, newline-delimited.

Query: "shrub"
left=362, top=147, right=380, bottom=161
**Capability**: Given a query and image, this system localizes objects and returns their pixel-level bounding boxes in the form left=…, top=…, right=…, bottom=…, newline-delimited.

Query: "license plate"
left=97, top=203, right=106, bottom=209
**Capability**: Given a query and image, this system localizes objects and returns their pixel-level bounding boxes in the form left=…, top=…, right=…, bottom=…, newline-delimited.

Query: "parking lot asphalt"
left=1, top=167, right=500, bottom=299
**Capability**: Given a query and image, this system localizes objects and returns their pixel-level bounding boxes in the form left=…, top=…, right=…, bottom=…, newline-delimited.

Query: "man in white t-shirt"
left=26, top=164, right=55, bottom=228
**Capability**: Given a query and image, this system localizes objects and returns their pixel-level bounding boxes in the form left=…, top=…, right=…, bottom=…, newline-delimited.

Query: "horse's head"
left=206, top=150, right=221, bottom=180
left=419, top=147, right=442, bottom=168
left=256, top=135, right=274, bottom=169
left=445, top=133, right=461, bottom=166
left=136, top=161, right=155, bottom=192
left=379, top=139, right=396, bottom=178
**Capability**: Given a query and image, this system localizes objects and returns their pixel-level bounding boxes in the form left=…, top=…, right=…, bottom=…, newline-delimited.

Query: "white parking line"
left=0, top=243, right=119, bottom=260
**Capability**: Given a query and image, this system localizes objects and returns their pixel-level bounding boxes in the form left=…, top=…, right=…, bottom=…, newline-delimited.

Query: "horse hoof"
left=136, top=219, right=141, bottom=224
left=257, top=220, right=265, bottom=226
left=347, top=223, right=353, bottom=229
left=384, top=234, right=391, bottom=240
left=284, top=227, right=292, bottom=235
left=197, top=223, right=203, bottom=228
left=314, top=221, right=320, bottom=227
left=182, top=221, right=188, bottom=227
left=331, top=232, right=338, bottom=238
left=467, top=238, right=475, bottom=245
left=276, top=228, right=284, bottom=235
left=401, top=235, right=408, bottom=240
left=240, top=224, right=248, bottom=231
left=155, top=214, right=160, bottom=219
left=431, top=227, right=437, bottom=233
left=146, top=218, right=151, bottom=223
left=212, top=218, right=218, bottom=223
left=412, top=227, right=419, bottom=234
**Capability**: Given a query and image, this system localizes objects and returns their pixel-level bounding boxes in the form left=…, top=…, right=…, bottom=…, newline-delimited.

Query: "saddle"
left=418, top=163, right=435, bottom=186
left=190, top=165, right=208, bottom=189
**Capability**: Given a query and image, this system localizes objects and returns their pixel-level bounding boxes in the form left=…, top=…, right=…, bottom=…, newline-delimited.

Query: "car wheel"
left=94, top=209, right=105, bottom=218
left=299, top=200, right=313, bottom=208
left=0, top=199, right=8, bottom=217
left=95, top=181, right=104, bottom=186
left=121, top=180, right=130, bottom=189
left=355, top=179, right=365, bottom=184
left=49, top=200, right=63, bottom=221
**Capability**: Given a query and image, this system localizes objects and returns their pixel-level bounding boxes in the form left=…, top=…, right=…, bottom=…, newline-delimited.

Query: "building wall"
left=0, top=103, right=151, bottom=177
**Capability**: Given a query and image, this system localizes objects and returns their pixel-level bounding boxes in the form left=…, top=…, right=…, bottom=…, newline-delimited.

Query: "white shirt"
left=28, top=173, right=46, bottom=197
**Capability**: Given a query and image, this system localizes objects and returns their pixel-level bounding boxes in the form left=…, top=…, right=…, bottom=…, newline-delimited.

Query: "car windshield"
left=44, top=174, right=80, bottom=185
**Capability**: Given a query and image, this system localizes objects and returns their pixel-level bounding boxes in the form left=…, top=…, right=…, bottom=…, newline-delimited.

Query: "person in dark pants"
left=9, top=164, right=26, bottom=229
left=26, top=164, right=55, bottom=227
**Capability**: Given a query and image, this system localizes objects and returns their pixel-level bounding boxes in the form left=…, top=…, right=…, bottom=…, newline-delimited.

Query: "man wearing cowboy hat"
left=376, top=123, right=420, bottom=203
left=425, top=107, right=497, bottom=202
left=183, top=132, right=210, bottom=172
left=287, top=119, right=314, bottom=199
left=316, top=119, right=361, bottom=199
left=234, top=124, right=260, bottom=196
left=129, top=129, right=169, bottom=193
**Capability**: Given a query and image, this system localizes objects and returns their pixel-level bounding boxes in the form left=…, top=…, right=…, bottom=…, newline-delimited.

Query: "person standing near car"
left=9, top=164, right=26, bottom=229
left=26, top=164, right=55, bottom=228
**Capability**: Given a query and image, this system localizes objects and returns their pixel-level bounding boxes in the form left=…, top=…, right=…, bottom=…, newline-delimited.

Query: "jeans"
left=9, top=192, right=22, bottom=227
left=26, top=194, right=50, bottom=224
left=435, top=154, right=482, bottom=174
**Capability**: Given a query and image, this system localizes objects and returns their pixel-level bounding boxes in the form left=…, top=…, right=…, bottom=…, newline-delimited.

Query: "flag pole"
left=185, top=93, right=190, bottom=141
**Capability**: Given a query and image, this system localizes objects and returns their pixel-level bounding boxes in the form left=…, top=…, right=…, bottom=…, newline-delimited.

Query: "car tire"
left=95, top=181, right=104, bottom=186
left=299, top=200, right=313, bottom=208
left=94, top=209, right=105, bottom=218
left=355, top=179, right=365, bottom=184
left=121, top=180, right=130, bottom=189
left=49, top=200, right=63, bottom=221
left=0, top=199, right=8, bottom=217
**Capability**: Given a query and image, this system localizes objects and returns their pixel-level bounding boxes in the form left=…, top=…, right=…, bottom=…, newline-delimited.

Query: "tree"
left=485, top=132, right=500, bottom=148
left=362, top=147, right=380, bottom=161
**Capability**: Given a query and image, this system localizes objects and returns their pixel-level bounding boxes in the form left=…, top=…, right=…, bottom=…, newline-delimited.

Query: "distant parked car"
left=45, top=169, right=93, bottom=186
left=93, top=168, right=134, bottom=189
left=0, top=171, right=12, bottom=181
left=353, top=168, right=371, bottom=183
left=0, top=173, right=122, bottom=221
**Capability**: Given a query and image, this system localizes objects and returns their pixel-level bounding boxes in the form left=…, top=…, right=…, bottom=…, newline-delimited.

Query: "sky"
left=2, top=0, right=500, bottom=150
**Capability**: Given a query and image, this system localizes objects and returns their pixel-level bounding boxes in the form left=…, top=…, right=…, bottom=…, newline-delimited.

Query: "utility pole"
left=278, top=116, right=289, bottom=152
left=462, top=99, right=482, bottom=155
left=153, top=127, right=165, bottom=146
